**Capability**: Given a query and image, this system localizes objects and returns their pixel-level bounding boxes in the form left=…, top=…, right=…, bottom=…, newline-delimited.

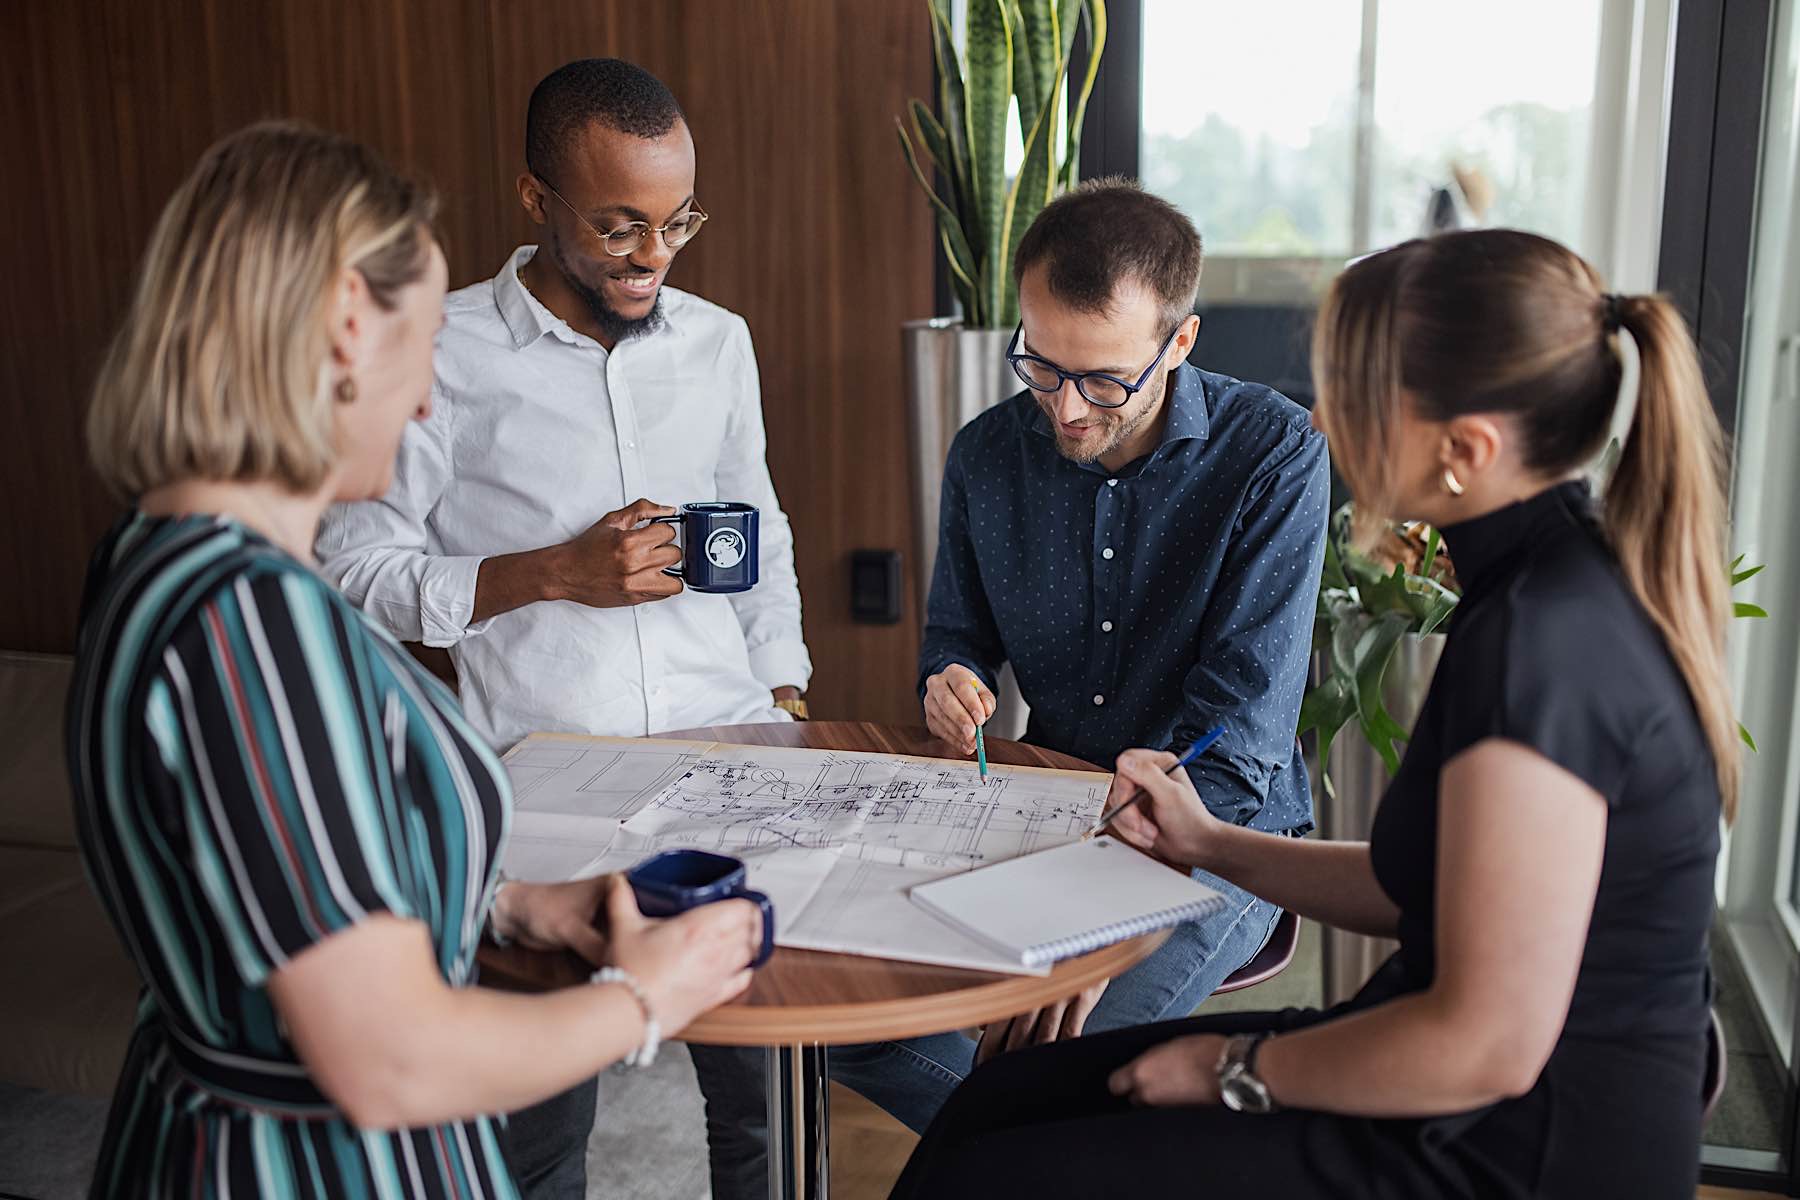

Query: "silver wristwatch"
left=1217, top=1033, right=1280, bottom=1114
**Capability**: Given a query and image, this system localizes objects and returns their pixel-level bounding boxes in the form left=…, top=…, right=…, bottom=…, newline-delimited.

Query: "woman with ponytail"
left=889, top=229, right=1732, bottom=1199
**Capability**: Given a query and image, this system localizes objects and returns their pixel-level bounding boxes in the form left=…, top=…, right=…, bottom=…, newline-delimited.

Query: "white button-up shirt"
left=317, top=246, right=812, bottom=749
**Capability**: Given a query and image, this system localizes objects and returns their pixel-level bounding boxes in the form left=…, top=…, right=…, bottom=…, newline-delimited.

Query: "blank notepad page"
left=909, top=836, right=1227, bottom=969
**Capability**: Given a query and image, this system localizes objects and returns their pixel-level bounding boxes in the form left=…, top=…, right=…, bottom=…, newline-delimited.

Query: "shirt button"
left=1107, top=479, right=1119, bottom=487
left=1101, top=621, right=1114, bottom=632
left=1102, top=547, right=1115, bottom=560
left=1093, top=694, right=1106, bottom=706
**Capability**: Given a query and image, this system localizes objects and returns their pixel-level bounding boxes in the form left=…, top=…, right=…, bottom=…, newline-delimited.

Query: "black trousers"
left=887, top=1005, right=1705, bottom=1200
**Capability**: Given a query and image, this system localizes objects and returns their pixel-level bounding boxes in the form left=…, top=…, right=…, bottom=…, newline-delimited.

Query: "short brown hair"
left=1013, top=178, right=1203, bottom=331
left=87, top=121, right=437, bottom=498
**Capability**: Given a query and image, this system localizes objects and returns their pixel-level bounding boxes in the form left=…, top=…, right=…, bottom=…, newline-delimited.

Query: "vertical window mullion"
left=1351, top=0, right=1380, bottom=254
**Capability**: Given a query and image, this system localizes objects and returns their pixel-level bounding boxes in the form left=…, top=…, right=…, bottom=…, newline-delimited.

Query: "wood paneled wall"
left=0, top=1, right=934, bottom=723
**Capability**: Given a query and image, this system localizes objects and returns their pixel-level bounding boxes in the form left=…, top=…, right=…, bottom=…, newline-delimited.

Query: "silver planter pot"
left=902, top=319, right=1028, bottom=738
left=1314, top=631, right=1445, bottom=1004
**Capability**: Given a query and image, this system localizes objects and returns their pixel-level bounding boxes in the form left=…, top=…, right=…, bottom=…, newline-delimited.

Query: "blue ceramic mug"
left=626, top=849, right=775, bottom=967
left=652, top=502, right=760, bottom=594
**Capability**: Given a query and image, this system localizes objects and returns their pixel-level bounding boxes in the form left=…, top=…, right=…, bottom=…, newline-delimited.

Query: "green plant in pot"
left=895, top=0, right=1106, bottom=328
left=1299, top=504, right=1461, bottom=801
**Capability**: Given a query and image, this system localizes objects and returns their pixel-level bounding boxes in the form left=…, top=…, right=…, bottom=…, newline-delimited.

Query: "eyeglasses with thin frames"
left=537, top=176, right=709, bottom=257
left=1005, top=317, right=1195, bottom=409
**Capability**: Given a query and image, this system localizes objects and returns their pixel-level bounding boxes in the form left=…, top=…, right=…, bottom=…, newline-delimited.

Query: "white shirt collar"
left=491, top=244, right=682, bottom=351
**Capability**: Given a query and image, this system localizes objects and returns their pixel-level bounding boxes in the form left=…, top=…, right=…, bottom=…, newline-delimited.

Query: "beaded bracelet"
left=592, top=967, right=662, bottom=1069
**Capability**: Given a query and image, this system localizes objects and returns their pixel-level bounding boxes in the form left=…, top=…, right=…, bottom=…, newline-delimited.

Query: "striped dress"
left=66, top=512, right=520, bottom=1198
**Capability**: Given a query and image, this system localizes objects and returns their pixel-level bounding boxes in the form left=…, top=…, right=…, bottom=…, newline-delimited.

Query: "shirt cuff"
left=747, top=639, right=813, bottom=693
left=417, top=554, right=492, bottom=648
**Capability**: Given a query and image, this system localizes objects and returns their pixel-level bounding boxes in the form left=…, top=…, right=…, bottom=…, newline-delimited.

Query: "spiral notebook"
left=908, top=836, right=1227, bottom=971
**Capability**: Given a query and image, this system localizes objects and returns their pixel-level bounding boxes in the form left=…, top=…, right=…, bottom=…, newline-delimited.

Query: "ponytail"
left=1605, top=294, right=1739, bottom=820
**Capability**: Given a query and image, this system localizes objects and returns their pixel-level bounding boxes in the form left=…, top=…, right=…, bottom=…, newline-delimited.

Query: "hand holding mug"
left=603, top=876, right=756, bottom=1034
left=552, top=498, right=685, bottom=608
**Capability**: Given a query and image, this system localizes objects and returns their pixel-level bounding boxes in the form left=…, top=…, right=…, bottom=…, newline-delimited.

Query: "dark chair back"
left=1215, top=908, right=1301, bottom=995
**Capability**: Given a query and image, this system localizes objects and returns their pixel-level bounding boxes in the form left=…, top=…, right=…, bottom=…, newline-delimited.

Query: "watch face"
left=1221, top=1068, right=1275, bottom=1115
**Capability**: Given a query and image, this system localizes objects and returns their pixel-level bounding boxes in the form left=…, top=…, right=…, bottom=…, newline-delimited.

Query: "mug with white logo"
left=652, top=502, right=760, bottom=594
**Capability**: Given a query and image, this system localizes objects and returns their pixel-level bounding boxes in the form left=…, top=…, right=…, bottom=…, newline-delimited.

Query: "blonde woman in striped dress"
left=67, top=121, right=762, bottom=1198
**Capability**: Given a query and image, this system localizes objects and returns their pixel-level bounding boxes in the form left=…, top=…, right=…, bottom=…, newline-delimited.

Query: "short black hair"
left=1014, top=178, right=1204, bottom=331
left=525, top=59, right=685, bottom=185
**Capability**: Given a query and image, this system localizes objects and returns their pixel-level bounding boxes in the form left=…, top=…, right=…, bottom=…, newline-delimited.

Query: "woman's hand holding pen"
left=1106, top=749, right=1228, bottom=869
left=923, top=664, right=995, bottom=755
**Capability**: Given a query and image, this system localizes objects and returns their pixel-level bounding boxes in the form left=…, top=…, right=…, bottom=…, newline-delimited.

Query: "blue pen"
left=1085, top=724, right=1226, bottom=838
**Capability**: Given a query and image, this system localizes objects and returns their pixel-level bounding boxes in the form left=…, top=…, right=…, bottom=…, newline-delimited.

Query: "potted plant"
left=896, top=0, right=1105, bottom=736
left=1299, top=504, right=1461, bottom=804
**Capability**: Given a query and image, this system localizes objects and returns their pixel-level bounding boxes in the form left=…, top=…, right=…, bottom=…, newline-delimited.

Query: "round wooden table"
left=478, top=721, right=1165, bottom=1200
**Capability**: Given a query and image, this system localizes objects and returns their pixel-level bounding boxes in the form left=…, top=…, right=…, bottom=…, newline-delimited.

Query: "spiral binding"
left=1020, top=900, right=1221, bottom=969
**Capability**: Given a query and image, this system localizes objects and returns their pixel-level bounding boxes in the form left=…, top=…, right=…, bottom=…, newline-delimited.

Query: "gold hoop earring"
left=1443, top=467, right=1465, bottom=497
left=335, top=377, right=357, bottom=405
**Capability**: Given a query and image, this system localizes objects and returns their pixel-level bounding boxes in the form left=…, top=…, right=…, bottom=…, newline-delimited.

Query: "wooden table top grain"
left=478, top=720, right=1166, bottom=1047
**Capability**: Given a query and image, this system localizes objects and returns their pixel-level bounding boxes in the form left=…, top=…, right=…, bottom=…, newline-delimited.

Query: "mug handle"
left=648, top=513, right=684, bottom=578
left=741, top=889, right=776, bottom=967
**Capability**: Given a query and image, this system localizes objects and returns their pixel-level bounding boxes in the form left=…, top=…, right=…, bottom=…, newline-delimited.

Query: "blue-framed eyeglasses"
left=1005, top=317, right=1193, bottom=409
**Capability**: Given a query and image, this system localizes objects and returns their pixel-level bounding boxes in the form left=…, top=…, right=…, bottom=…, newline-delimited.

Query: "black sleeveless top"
left=1370, top=481, right=1719, bottom=1041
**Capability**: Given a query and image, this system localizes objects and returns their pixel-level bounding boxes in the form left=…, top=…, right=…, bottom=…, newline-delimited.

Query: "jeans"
left=688, top=868, right=1279, bottom=1200
left=499, top=1077, right=597, bottom=1199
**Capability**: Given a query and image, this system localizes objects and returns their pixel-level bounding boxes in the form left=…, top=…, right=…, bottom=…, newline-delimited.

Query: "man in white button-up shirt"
left=318, top=101, right=810, bottom=752
left=317, top=59, right=810, bottom=1199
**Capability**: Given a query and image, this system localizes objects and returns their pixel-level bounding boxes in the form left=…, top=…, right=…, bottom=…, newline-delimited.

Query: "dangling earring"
left=1443, top=467, right=1465, bottom=497
left=335, top=377, right=357, bottom=405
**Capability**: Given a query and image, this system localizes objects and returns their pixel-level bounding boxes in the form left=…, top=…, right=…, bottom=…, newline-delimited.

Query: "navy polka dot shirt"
left=919, top=361, right=1329, bottom=833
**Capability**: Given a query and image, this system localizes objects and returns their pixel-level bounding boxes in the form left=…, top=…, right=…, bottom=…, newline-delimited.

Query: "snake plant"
left=896, top=0, right=1107, bottom=328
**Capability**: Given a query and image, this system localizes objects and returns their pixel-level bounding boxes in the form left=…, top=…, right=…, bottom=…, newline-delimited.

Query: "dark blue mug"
left=652, top=502, right=760, bottom=594
left=626, top=849, right=775, bottom=967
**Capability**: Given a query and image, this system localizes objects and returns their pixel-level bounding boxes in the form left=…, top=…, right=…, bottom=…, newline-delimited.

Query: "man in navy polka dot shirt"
left=824, top=180, right=1328, bottom=1136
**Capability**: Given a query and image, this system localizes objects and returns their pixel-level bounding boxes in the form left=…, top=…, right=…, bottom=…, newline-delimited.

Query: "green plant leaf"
left=1732, top=562, right=1765, bottom=586
left=965, top=0, right=1013, bottom=326
left=1420, top=525, right=1440, bottom=579
left=1319, top=532, right=1349, bottom=593
left=1062, top=0, right=1106, bottom=191
left=997, top=81, right=1062, bottom=325
left=1298, top=672, right=1356, bottom=801
left=937, top=230, right=979, bottom=314
left=1735, top=601, right=1769, bottom=620
left=895, top=121, right=980, bottom=302
left=1009, top=0, right=1050, bottom=136
left=1361, top=564, right=1414, bottom=618
left=908, top=100, right=961, bottom=219
left=1740, top=722, right=1759, bottom=752
left=927, top=3, right=975, bottom=218
left=1349, top=611, right=1413, bottom=775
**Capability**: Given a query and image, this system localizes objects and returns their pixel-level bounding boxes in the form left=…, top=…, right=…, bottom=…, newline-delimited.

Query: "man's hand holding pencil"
left=923, top=663, right=995, bottom=763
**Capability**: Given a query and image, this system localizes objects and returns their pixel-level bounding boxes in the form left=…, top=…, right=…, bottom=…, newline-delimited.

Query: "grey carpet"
left=0, top=1046, right=713, bottom=1200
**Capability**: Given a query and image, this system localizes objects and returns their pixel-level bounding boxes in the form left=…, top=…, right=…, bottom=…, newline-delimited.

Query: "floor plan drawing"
left=619, top=747, right=1104, bottom=867
left=498, top=734, right=1112, bottom=973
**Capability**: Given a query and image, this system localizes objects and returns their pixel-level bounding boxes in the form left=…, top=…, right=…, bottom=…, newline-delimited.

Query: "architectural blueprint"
left=499, top=735, right=1112, bottom=973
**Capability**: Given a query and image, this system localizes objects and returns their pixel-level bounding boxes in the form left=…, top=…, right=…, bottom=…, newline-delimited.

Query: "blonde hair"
left=88, top=120, right=437, bottom=497
left=1312, top=230, right=1738, bottom=819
